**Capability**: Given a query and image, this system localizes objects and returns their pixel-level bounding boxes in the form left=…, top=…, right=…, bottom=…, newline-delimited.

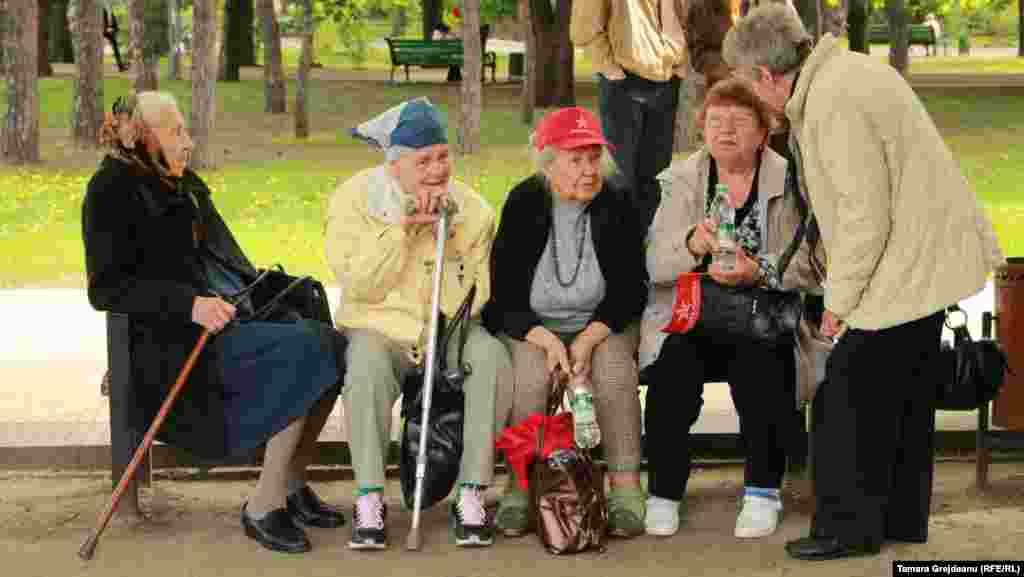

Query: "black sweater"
left=481, top=175, right=648, bottom=339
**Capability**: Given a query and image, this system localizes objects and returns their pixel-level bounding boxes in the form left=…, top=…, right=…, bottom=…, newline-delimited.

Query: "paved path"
left=0, top=284, right=996, bottom=448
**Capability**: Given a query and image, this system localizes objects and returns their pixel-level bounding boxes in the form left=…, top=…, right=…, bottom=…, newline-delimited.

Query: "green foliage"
left=320, top=1, right=374, bottom=68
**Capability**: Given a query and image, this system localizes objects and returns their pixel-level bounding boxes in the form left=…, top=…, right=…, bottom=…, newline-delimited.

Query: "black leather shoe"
left=287, top=486, right=346, bottom=529
left=785, top=536, right=879, bottom=561
left=241, top=504, right=312, bottom=553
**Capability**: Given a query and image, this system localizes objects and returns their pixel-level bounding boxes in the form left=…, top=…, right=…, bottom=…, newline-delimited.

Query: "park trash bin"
left=993, top=257, right=1024, bottom=429
left=509, top=52, right=524, bottom=80
left=958, top=30, right=971, bottom=55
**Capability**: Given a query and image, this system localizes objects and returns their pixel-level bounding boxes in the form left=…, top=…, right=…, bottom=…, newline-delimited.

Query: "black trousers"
left=597, top=73, right=680, bottom=226
left=810, top=312, right=944, bottom=550
left=645, top=330, right=796, bottom=501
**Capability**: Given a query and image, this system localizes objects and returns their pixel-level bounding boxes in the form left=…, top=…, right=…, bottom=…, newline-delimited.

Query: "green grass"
left=1, top=42, right=1021, bottom=287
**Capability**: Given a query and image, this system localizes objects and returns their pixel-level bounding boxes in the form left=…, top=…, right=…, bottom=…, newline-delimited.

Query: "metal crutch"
left=405, top=204, right=451, bottom=551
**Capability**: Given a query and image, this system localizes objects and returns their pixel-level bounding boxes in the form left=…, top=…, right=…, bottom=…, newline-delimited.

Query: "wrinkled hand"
left=525, top=326, right=571, bottom=379
left=709, top=248, right=760, bottom=287
left=600, top=66, right=627, bottom=81
left=400, top=188, right=450, bottom=230
left=568, top=334, right=598, bottom=380
left=192, top=296, right=236, bottom=333
left=687, top=218, right=720, bottom=259
left=821, top=310, right=845, bottom=339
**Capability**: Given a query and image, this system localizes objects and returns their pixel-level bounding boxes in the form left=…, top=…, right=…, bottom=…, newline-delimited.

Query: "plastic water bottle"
left=713, top=184, right=737, bottom=272
left=568, top=379, right=601, bottom=450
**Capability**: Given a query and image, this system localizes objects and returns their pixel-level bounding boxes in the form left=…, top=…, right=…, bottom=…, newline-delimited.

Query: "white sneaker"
left=644, top=496, right=680, bottom=537
left=734, top=495, right=782, bottom=539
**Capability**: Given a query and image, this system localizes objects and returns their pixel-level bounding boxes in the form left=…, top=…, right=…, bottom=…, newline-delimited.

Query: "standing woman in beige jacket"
left=724, top=5, right=1005, bottom=561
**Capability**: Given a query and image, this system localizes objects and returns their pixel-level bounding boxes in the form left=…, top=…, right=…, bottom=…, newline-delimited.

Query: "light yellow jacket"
left=325, top=165, right=496, bottom=352
left=570, top=0, right=689, bottom=82
left=786, top=35, right=1005, bottom=330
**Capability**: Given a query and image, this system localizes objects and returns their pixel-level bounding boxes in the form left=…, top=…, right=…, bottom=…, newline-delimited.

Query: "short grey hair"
left=723, top=3, right=812, bottom=75
left=134, top=91, right=182, bottom=129
left=527, top=131, right=619, bottom=182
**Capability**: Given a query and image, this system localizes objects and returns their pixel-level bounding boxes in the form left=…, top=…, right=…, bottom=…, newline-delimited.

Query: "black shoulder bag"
left=935, top=304, right=1010, bottom=410
left=399, top=285, right=477, bottom=510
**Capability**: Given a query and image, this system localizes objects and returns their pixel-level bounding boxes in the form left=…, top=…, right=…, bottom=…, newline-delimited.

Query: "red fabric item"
left=495, top=413, right=575, bottom=491
left=663, top=272, right=703, bottom=334
left=452, top=6, right=461, bottom=18
left=533, top=107, right=614, bottom=152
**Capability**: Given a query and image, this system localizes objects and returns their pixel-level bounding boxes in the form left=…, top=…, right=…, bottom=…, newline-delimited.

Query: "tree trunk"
left=259, top=0, right=286, bottom=113
left=887, top=0, right=909, bottom=75
left=392, top=7, right=407, bottom=37
left=422, top=0, right=442, bottom=39
left=794, top=0, right=819, bottom=38
left=130, top=0, right=158, bottom=91
left=520, top=0, right=534, bottom=125
left=3, top=0, right=41, bottom=164
left=51, top=0, right=75, bottom=63
left=168, top=0, right=182, bottom=80
left=240, top=0, right=256, bottom=66
left=73, top=0, right=104, bottom=148
left=528, top=0, right=574, bottom=108
left=460, top=0, right=482, bottom=154
left=37, top=0, right=51, bottom=77
left=294, top=0, right=311, bottom=138
left=191, top=0, right=216, bottom=170
left=847, top=0, right=869, bottom=54
left=220, top=0, right=245, bottom=81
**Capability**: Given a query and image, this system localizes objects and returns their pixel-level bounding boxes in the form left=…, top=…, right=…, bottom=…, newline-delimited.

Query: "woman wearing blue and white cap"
left=325, top=97, right=511, bottom=550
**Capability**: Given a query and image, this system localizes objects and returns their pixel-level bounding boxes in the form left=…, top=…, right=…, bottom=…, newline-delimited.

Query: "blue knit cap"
left=351, top=97, right=448, bottom=160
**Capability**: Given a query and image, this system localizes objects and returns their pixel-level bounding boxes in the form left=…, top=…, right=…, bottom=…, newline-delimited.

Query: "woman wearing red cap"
left=483, top=107, right=648, bottom=538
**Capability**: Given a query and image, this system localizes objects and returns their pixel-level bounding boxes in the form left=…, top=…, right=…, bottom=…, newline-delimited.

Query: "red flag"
left=663, top=272, right=702, bottom=334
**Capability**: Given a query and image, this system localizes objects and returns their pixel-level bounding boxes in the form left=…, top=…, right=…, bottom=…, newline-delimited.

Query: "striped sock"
left=744, top=486, right=781, bottom=501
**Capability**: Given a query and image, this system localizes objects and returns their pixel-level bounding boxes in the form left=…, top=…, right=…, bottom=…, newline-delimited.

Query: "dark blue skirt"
left=217, top=318, right=341, bottom=457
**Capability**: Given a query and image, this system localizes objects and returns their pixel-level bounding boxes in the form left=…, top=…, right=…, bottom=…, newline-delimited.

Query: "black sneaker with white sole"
left=451, top=486, right=494, bottom=547
left=348, top=493, right=387, bottom=550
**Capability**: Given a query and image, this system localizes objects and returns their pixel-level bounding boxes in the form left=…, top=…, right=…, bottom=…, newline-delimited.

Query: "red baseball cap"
left=534, top=107, right=615, bottom=152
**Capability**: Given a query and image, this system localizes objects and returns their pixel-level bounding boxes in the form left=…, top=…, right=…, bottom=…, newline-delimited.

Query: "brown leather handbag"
left=527, top=383, right=608, bottom=555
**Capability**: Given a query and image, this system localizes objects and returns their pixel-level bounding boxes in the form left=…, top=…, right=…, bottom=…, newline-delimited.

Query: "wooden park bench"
left=384, top=38, right=497, bottom=84
left=868, top=24, right=939, bottom=55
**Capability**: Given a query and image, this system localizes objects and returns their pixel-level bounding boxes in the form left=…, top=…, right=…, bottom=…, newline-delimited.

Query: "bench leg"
left=405, top=65, right=410, bottom=83
left=976, top=401, right=990, bottom=491
left=110, top=396, right=146, bottom=517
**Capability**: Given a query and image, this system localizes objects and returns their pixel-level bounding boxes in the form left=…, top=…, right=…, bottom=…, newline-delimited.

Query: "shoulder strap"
left=775, top=163, right=810, bottom=281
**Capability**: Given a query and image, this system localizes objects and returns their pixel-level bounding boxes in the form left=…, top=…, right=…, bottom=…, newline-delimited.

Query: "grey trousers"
left=494, top=327, right=642, bottom=473
left=343, top=323, right=511, bottom=488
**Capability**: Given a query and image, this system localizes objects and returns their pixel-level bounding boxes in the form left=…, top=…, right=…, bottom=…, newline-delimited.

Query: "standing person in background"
left=570, top=0, right=689, bottom=225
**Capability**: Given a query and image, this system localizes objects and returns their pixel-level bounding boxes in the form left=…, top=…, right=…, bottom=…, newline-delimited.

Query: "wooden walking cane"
left=78, top=329, right=212, bottom=561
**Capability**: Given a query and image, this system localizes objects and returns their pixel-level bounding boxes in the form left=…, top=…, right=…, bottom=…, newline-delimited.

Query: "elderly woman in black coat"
left=484, top=107, right=648, bottom=538
left=81, top=92, right=346, bottom=555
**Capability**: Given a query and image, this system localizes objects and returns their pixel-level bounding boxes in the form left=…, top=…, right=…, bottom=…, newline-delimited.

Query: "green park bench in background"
left=384, top=38, right=498, bottom=84
left=868, top=24, right=939, bottom=56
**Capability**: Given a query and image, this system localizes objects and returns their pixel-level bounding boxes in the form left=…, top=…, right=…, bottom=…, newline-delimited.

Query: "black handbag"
left=697, top=279, right=803, bottom=344
left=246, top=264, right=333, bottom=324
left=936, top=304, right=1010, bottom=410
left=687, top=185, right=810, bottom=345
left=399, top=285, right=476, bottom=510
